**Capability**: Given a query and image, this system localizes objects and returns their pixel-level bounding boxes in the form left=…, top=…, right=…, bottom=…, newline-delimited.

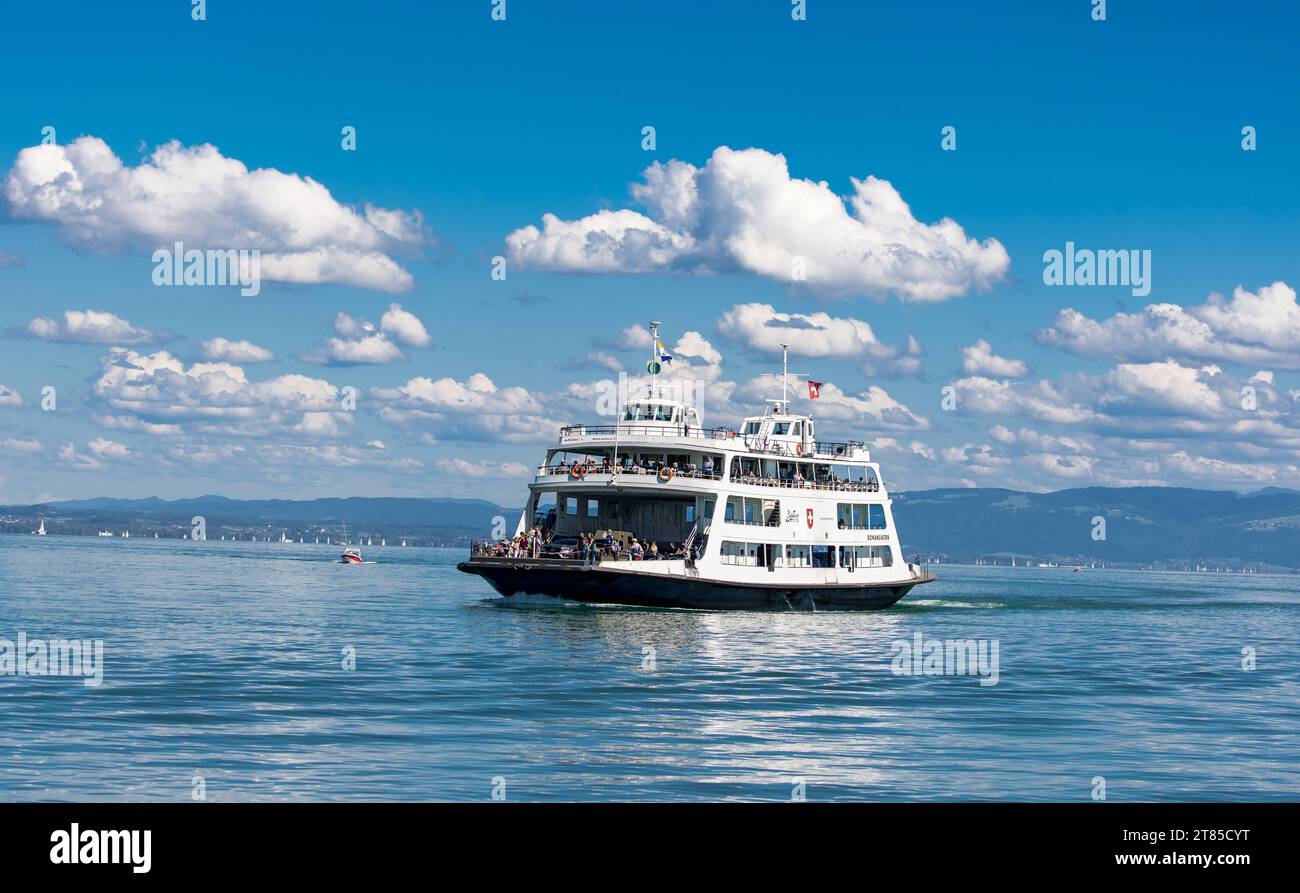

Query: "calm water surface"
left=0, top=535, right=1296, bottom=801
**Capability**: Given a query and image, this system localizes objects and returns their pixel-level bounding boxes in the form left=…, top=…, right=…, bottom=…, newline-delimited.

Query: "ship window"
left=586, top=499, right=599, bottom=518
left=685, top=504, right=696, bottom=523
left=785, top=545, right=811, bottom=568
left=608, top=500, right=620, bottom=520
left=565, top=497, right=578, bottom=515
left=704, top=499, right=716, bottom=521
left=792, top=422, right=802, bottom=436
left=811, top=545, right=834, bottom=568
left=743, top=421, right=761, bottom=435
left=840, top=545, right=892, bottom=567
left=773, top=422, right=790, bottom=435
left=720, top=541, right=767, bottom=566
left=836, top=503, right=888, bottom=530
left=727, top=496, right=765, bottom=525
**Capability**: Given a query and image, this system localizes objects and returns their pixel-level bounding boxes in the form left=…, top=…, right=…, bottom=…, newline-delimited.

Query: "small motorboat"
left=341, top=547, right=363, bottom=565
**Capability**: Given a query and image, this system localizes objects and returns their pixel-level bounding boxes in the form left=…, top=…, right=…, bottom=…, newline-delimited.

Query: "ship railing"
left=558, top=425, right=866, bottom=461
left=728, top=474, right=881, bottom=493
left=470, top=538, right=690, bottom=564
left=813, top=440, right=866, bottom=458
left=559, top=424, right=735, bottom=443
left=536, top=464, right=723, bottom=481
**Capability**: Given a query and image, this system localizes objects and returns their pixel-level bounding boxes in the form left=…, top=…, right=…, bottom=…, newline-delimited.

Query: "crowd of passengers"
left=545, top=456, right=721, bottom=478
left=475, top=529, right=699, bottom=562
left=543, top=455, right=879, bottom=490
left=730, top=469, right=880, bottom=492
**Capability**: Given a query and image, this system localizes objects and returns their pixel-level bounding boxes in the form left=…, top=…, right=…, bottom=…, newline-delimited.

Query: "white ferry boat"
left=459, top=323, right=934, bottom=610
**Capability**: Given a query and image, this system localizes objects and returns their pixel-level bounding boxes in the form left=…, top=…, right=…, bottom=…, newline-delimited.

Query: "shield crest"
left=806, top=508, right=814, bottom=529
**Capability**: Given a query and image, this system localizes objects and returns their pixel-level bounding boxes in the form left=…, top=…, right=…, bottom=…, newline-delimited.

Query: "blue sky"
left=2, top=0, right=1299, bottom=505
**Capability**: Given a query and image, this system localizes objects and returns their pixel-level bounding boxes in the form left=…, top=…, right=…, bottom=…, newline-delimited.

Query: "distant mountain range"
left=893, top=486, right=1300, bottom=570
left=0, top=495, right=512, bottom=545
left=4, top=487, right=1300, bottom=568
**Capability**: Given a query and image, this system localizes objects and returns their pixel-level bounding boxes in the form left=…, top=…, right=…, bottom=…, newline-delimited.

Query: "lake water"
left=0, top=535, right=1296, bottom=802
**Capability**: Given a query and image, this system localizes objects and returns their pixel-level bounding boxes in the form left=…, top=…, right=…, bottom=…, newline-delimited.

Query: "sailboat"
left=35, top=519, right=46, bottom=536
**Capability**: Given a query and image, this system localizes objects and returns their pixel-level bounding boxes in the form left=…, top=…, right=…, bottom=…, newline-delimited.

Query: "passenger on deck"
left=703, top=456, right=714, bottom=476
left=629, top=539, right=644, bottom=560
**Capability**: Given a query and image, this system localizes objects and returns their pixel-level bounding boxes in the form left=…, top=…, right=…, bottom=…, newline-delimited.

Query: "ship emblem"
left=806, top=508, right=814, bottom=529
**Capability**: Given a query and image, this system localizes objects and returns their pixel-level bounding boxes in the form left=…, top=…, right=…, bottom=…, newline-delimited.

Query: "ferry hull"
left=457, top=558, right=931, bottom=611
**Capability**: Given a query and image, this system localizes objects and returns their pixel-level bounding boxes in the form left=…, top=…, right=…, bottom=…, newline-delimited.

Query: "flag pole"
left=649, top=320, right=660, bottom=397
left=781, top=343, right=788, bottom=414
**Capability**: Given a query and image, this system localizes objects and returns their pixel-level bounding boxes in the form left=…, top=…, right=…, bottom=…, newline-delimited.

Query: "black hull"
left=457, top=558, right=933, bottom=611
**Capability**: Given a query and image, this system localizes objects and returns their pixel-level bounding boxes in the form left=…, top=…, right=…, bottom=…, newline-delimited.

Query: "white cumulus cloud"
left=506, top=146, right=1009, bottom=302
left=718, top=302, right=922, bottom=377
left=959, top=340, right=1028, bottom=377
left=27, top=309, right=156, bottom=344
left=307, top=303, right=432, bottom=365
left=3, top=136, right=428, bottom=293
left=199, top=337, right=274, bottom=363
left=1038, top=281, right=1300, bottom=369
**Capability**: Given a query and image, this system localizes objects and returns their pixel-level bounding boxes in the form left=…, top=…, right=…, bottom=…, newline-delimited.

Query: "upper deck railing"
left=534, top=463, right=882, bottom=493
left=558, top=424, right=867, bottom=460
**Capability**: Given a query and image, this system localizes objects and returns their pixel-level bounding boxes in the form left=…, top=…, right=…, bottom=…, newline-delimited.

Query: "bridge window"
left=685, top=504, right=696, bottom=524
left=772, top=422, right=790, bottom=435
left=586, top=499, right=599, bottom=518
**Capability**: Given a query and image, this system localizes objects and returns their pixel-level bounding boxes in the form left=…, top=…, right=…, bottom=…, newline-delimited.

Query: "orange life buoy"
left=657, top=467, right=674, bottom=483
left=795, top=442, right=804, bottom=456
left=569, top=464, right=586, bottom=480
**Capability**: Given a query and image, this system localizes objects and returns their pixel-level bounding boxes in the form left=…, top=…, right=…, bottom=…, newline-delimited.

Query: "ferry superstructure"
left=458, top=323, right=934, bottom=610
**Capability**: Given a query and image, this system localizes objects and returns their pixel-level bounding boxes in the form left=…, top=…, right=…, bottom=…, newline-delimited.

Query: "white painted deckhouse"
left=459, top=322, right=935, bottom=610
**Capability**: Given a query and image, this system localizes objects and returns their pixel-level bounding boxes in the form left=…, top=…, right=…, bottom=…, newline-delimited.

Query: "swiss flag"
left=807, top=380, right=823, bottom=400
